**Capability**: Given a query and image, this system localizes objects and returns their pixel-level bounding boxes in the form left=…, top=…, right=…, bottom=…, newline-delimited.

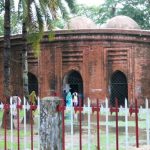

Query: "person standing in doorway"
left=72, top=92, right=78, bottom=106
left=65, top=84, right=72, bottom=107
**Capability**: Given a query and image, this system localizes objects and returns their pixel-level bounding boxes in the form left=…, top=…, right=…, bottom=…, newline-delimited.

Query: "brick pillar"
left=40, top=97, right=62, bottom=150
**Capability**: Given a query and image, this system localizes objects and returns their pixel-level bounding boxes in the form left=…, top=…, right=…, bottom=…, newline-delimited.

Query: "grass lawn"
left=0, top=110, right=39, bottom=150
left=65, top=111, right=148, bottom=150
left=0, top=108, right=148, bottom=150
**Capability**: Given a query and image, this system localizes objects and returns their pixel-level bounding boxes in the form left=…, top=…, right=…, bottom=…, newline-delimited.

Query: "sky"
left=76, top=0, right=105, bottom=6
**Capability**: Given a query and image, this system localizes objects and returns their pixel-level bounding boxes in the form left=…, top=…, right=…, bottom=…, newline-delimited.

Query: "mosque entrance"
left=63, top=70, right=83, bottom=105
left=28, top=72, right=38, bottom=95
left=110, top=71, right=128, bottom=106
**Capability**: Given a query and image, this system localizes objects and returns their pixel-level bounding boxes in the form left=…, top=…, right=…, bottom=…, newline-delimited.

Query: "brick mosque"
left=0, top=15, right=150, bottom=106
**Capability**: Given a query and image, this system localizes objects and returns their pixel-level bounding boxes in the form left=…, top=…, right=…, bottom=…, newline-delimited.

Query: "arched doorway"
left=63, top=70, right=83, bottom=105
left=110, top=71, right=128, bottom=106
left=28, top=72, right=38, bottom=95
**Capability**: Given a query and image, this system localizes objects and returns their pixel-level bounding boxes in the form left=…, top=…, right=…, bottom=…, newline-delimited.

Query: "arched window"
left=110, top=71, right=128, bottom=106
left=28, top=72, right=38, bottom=95
left=63, top=70, right=83, bottom=106
left=68, top=71, right=83, bottom=94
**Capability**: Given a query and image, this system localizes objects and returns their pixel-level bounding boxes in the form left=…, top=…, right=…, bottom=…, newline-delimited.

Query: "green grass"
left=66, top=132, right=127, bottom=150
left=0, top=110, right=39, bottom=150
left=65, top=111, right=148, bottom=150
left=0, top=109, right=148, bottom=150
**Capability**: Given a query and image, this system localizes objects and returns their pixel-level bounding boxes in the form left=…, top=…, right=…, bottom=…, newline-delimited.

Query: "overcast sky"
left=76, top=0, right=105, bottom=6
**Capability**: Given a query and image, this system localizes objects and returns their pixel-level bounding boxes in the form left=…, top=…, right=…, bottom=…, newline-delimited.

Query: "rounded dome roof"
left=103, top=15, right=141, bottom=30
left=64, top=16, right=98, bottom=30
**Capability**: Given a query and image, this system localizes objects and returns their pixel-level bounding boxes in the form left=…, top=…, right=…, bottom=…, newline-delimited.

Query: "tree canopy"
left=76, top=0, right=150, bottom=30
left=1, top=0, right=150, bottom=36
left=0, top=2, right=21, bottom=36
left=0, top=0, right=76, bottom=36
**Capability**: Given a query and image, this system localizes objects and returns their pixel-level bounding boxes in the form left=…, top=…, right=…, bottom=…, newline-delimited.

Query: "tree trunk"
left=3, top=0, right=11, bottom=96
left=22, top=22, right=33, bottom=124
left=2, top=0, right=11, bottom=129
left=22, top=22, right=29, bottom=97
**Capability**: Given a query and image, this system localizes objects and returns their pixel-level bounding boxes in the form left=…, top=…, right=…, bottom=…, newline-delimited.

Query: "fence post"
left=110, top=98, right=119, bottom=150
left=105, top=98, right=109, bottom=150
left=125, top=99, right=128, bottom=150
left=129, top=98, right=139, bottom=148
left=135, top=98, right=139, bottom=148
left=10, top=97, right=14, bottom=150
left=87, top=98, right=91, bottom=150
left=146, top=98, right=150, bottom=146
left=92, top=99, right=100, bottom=150
left=23, top=97, right=27, bottom=150
left=40, top=96, right=62, bottom=150
left=70, top=99, right=74, bottom=150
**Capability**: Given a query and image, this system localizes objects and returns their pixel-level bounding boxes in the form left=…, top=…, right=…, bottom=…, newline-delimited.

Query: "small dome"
left=103, top=15, right=141, bottom=30
left=64, top=16, right=98, bottom=30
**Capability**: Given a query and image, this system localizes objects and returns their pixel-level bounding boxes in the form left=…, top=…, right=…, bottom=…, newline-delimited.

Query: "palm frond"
left=18, top=0, right=23, bottom=19
left=34, top=2, right=44, bottom=31
left=48, top=0, right=58, bottom=19
left=21, top=0, right=28, bottom=23
left=57, top=0, right=69, bottom=19
left=27, top=32, right=43, bottom=57
left=10, top=0, right=15, bottom=12
left=65, top=0, right=76, bottom=13
left=38, top=0, right=53, bottom=30
left=0, top=0, right=4, bottom=12
left=27, top=1, right=44, bottom=57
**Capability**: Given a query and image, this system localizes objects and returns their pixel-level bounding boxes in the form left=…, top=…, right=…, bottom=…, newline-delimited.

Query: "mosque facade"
left=0, top=15, right=150, bottom=106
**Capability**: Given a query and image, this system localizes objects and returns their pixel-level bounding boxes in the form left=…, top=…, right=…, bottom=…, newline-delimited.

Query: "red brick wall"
left=0, top=29, right=150, bottom=106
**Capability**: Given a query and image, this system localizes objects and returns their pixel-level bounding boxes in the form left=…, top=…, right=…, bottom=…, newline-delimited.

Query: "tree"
left=18, top=0, right=76, bottom=123
left=1, top=0, right=22, bottom=129
left=116, top=0, right=150, bottom=29
left=76, top=0, right=150, bottom=30
left=1, top=0, right=11, bottom=129
left=0, top=1, right=22, bottom=36
left=18, top=0, right=76, bottom=99
left=1, top=0, right=76, bottom=126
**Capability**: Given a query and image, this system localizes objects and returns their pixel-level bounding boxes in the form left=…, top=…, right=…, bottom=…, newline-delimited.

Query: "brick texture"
left=0, top=29, right=150, bottom=106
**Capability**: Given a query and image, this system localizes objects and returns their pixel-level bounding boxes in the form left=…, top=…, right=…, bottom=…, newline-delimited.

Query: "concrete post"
left=40, top=96, right=62, bottom=150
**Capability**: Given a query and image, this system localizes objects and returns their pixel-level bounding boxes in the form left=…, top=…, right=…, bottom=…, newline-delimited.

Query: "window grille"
left=110, top=71, right=128, bottom=106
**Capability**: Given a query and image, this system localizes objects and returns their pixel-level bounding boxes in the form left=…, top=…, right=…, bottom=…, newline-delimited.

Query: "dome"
left=64, top=16, right=98, bottom=30
left=103, top=15, right=141, bottom=30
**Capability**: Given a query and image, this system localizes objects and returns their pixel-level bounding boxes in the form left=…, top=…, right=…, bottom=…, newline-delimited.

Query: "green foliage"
left=11, top=12, right=22, bottom=34
left=27, top=31, right=43, bottom=57
left=0, top=16, right=3, bottom=36
left=64, top=0, right=77, bottom=14
left=0, top=0, right=76, bottom=57
left=116, top=0, right=150, bottom=29
left=48, top=31, right=55, bottom=41
left=53, top=18, right=65, bottom=29
left=0, top=10, right=21, bottom=36
left=0, top=0, right=4, bottom=12
left=17, top=0, right=76, bottom=57
left=76, top=0, right=150, bottom=30
left=76, top=4, right=102, bottom=25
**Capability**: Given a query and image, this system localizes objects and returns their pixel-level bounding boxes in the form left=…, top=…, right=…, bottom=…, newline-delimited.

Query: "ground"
left=0, top=108, right=149, bottom=149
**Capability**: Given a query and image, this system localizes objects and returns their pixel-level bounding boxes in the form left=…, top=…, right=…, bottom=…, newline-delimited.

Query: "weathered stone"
left=40, top=97, right=62, bottom=150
